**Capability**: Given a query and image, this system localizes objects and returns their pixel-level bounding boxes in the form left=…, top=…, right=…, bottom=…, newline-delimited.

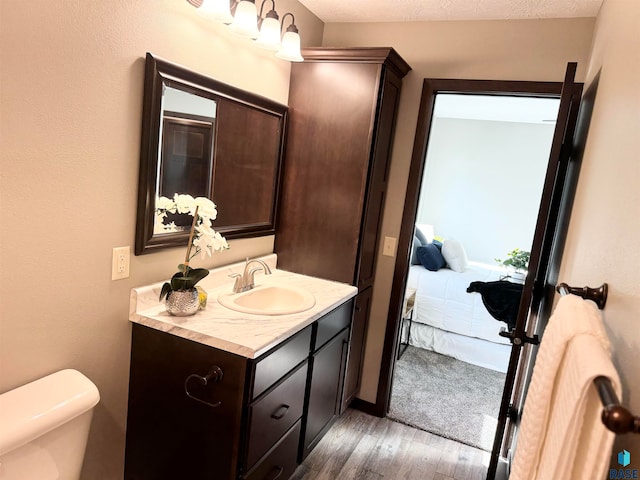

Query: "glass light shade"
left=255, top=16, right=281, bottom=50
left=197, top=0, right=233, bottom=23
left=276, top=30, right=303, bottom=62
left=229, top=1, right=260, bottom=39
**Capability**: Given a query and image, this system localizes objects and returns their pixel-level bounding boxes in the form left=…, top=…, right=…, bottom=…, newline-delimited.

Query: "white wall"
left=322, top=17, right=596, bottom=403
left=559, top=0, right=640, bottom=465
left=417, top=117, right=554, bottom=264
left=0, top=2, right=322, bottom=478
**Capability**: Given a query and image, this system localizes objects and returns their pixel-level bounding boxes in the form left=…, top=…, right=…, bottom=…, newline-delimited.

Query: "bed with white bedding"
left=406, top=261, right=514, bottom=373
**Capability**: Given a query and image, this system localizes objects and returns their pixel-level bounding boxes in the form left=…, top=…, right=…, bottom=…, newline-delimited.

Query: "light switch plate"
left=382, top=236, right=397, bottom=257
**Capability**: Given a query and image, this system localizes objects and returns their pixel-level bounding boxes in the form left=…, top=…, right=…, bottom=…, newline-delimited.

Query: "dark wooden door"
left=487, top=63, right=583, bottom=479
left=160, top=112, right=214, bottom=196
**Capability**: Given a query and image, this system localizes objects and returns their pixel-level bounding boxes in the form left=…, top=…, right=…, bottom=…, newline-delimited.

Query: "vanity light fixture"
left=186, top=0, right=304, bottom=62
left=255, top=0, right=281, bottom=51
left=229, top=0, right=260, bottom=38
left=196, top=0, right=233, bottom=23
left=275, top=13, right=303, bottom=62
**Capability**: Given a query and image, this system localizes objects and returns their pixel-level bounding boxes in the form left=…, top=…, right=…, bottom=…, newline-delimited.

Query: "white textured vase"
left=165, top=288, right=199, bottom=316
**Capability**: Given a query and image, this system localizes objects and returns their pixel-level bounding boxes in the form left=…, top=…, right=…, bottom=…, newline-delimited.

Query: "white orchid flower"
left=207, top=231, right=230, bottom=252
left=194, top=197, right=218, bottom=221
left=156, top=196, right=176, bottom=213
left=173, top=193, right=196, bottom=214
left=192, top=235, right=213, bottom=260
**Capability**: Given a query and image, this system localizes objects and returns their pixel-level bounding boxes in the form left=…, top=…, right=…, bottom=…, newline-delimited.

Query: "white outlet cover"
left=112, top=246, right=130, bottom=280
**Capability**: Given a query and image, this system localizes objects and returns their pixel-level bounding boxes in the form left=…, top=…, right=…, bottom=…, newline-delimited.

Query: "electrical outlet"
left=382, top=236, right=397, bottom=257
left=112, top=246, right=130, bottom=280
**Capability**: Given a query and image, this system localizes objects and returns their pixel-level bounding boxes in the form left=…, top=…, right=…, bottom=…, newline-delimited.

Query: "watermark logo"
left=610, top=449, right=638, bottom=479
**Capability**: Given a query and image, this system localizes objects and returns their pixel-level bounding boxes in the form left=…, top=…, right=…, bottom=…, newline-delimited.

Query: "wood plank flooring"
left=291, top=409, right=489, bottom=480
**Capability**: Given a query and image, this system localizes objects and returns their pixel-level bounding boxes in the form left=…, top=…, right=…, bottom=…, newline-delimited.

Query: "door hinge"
left=507, top=404, right=519, bottom=422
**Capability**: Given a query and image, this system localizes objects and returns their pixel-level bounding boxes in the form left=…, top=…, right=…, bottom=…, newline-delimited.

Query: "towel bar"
left=556, top=283, right=639, bottom=435
left=594, top=376, right=640, bottom=434
left=556, top=282, right=608, bottom=309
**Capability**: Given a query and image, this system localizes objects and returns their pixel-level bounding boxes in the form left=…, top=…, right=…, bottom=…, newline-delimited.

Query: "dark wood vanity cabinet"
left=125, top=298, right=355, bottom=480
left=124, top=323, right=248, bottom=480
left=275, top=48, right=410, bottom=410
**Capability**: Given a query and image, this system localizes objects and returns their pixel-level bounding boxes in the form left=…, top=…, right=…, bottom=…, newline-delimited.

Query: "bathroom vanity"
left=125, top=256, right=358, bottom=480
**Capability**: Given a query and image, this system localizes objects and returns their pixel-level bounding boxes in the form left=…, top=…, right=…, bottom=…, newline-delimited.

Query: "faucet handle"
left=228, top=273, right=242, bottom=293
left=246, top=267, right=264, bottom=290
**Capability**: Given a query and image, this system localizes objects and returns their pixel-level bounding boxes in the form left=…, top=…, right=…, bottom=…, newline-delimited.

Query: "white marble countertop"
left=129, top=254, right=358, bottom=358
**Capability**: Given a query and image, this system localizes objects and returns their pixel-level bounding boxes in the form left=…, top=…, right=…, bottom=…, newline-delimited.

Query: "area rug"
left=388, top=346, right=506, bottom=451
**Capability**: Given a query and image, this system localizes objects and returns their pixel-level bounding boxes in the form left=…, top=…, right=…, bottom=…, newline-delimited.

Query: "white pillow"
left=442, top=239, right=468, bottom=273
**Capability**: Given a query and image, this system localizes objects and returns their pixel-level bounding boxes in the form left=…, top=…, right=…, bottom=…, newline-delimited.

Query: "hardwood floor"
left=291, top=408, right=489, bottom=480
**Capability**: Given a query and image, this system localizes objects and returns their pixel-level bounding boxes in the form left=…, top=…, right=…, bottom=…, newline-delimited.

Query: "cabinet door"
left=125, top=324, right=246, bottom=480
left=341, top=288, right=372, bottom=413
left=275, top=61, right=383, bottom=285
left=302, top=328, right=350, bottom=460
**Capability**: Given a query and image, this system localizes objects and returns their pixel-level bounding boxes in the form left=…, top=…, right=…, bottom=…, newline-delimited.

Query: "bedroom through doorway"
left=387, top=92, right=560, bottom=452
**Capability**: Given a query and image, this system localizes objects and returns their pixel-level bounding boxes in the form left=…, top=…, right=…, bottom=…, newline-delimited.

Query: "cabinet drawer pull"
left=184, top=365, right=224, bottom=408
left=270, top=404, right=290, bottom=420
left=265, top=465, right=284, bottom=480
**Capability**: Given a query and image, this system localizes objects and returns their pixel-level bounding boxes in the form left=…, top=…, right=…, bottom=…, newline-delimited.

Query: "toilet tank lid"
left=0, top=369, right=100, bottom=456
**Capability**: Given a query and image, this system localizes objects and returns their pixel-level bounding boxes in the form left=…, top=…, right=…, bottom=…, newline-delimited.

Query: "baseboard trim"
left=350, top=397, right=384, bottom=418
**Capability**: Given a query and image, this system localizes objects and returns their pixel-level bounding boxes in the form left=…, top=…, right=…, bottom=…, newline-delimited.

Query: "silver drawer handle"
left=270, top=404, right=290, bottom=420
left=184, top=365, right=224, bottom=408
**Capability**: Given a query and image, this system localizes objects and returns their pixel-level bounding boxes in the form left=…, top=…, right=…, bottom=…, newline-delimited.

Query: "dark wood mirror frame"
left=135, top=53, right=288, bottom=255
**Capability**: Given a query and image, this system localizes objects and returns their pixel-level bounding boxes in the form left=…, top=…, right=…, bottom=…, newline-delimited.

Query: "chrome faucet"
left=229, top=258, right=273, bottom=293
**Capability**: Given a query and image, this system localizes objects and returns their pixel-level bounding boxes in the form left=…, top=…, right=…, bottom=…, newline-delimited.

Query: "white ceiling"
left=297, top=0, right=603, bottom=23
left=434, top=94, right=560, bottom=124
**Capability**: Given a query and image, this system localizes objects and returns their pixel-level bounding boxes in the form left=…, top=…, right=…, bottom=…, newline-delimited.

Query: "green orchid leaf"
left=187, top=268, right=209, bottom=286
left=171, top=276, right=190, bottom=291
left=159, top=282, right=172, bottom=301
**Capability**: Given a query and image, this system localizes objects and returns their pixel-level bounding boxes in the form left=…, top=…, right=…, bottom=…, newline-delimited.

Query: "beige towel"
left=510, top=295, right=621, bottom=480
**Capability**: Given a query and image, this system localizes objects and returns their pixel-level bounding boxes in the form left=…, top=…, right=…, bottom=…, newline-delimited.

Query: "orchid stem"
left=183, top=206, right=199, bottom=275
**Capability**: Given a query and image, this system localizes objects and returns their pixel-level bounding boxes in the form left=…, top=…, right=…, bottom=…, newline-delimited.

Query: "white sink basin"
left=217, top=284, right=316, bottom=316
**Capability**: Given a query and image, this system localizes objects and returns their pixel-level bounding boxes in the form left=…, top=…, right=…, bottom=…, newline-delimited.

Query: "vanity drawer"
left=242, top=421, right=301, bottom=480
left=245, top=362, right=307, bottom=470
left=314, top=299, right=353, bottom=352
left=252, top=326, right=312, bottom=400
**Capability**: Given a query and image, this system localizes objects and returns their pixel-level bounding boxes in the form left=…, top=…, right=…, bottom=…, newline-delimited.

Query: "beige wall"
left=322, top=18, right=596, bottom=402
left=559, top=0, right=640, bottom=463
left=0, top=1, right=322, bottom=478
left=4, top=0, right=636, bottom=475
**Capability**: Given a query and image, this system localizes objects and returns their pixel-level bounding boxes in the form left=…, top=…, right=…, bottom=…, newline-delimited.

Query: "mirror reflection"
left=135, top=53, right=288, bottom=255
left=156, top=87, right=217, bottom=232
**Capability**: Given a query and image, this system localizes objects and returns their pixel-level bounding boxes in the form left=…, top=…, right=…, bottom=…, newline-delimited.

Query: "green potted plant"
left=495, top=248, right=530, bottom=279
left=156, top=194, right=229, bottom=316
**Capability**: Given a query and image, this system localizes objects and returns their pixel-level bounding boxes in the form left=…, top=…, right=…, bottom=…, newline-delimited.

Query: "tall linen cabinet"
left=275, top=48, right=411, bottom=413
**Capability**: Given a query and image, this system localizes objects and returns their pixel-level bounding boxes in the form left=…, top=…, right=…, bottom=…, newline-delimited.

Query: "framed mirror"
left=135, top=53, right=288, bottom=255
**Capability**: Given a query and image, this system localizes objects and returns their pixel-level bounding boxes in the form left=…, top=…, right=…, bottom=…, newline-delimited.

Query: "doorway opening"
left=387, top=92, right=560, bottom=452
left=373, top=69, right=583, bottom=479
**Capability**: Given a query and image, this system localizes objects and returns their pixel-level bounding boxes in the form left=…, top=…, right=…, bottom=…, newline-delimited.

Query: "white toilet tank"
left=0, top=369, right=100, bottom=480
